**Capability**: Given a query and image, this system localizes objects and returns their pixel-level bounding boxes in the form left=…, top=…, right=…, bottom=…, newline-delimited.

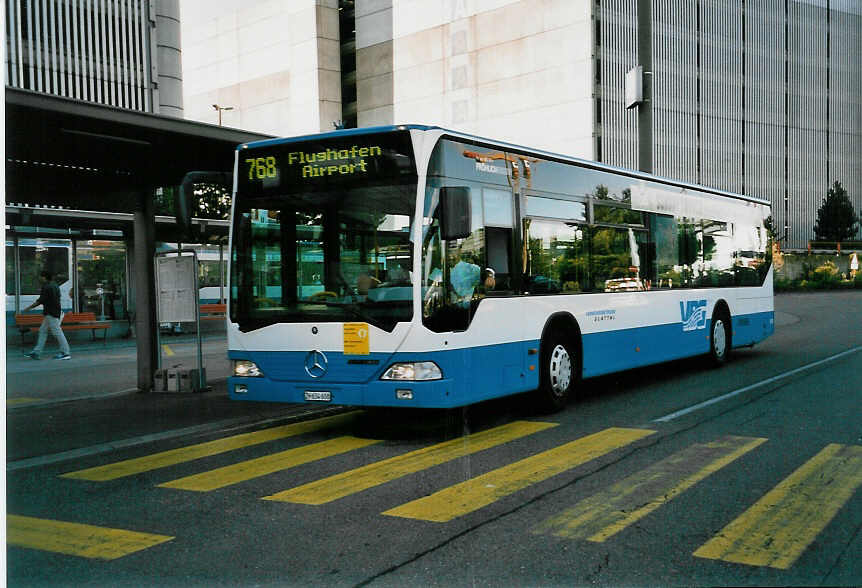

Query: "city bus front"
left=227, top=128, right=448, bottom=406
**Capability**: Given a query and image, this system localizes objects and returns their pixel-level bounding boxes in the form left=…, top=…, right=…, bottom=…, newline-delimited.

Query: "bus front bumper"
left=228, top=376, right=458, bottom=409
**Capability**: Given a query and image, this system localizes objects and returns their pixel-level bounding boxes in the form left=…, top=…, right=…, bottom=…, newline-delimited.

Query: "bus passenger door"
left=478, top=174, right=524, bottom=396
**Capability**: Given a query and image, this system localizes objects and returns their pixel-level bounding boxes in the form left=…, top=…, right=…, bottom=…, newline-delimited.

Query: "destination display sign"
left=238, top=131, right=416, bottom=195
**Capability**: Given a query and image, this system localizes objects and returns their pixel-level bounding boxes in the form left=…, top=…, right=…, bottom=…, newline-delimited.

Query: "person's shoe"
left=24, top=351, right=40, bottom=360
left=53, top=353, right=71, bottom=360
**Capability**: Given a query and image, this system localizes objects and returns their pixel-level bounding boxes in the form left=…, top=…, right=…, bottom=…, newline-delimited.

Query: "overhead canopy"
left=5, top=87, right=272, bottom=215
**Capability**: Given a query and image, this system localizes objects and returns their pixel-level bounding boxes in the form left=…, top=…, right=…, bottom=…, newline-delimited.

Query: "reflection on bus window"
left=591, top=226, right=647, bottom=292
left=525, top=219, right=586, bottom=293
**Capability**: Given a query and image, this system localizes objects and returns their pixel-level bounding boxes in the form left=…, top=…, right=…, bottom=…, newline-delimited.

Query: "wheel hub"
left=713, top=319, right=727, bottom=358
left=549, top=344, right=572, bottom=396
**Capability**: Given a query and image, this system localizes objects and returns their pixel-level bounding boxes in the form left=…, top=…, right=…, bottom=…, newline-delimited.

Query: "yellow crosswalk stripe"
left=7, top=515, right=173, bottom=560
left=264, top=420, right=558, bottom=505
left=159, top=436, right=380, bottom=492
left=62, top=412, right=359, bottom=481
left=694, top=443, right=862, bottom=569
left=383, top=427, right=656, bottom=523
left=533, top=435, right=766, bottom=542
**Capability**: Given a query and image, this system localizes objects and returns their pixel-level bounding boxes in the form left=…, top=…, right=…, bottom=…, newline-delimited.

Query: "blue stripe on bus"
left=228, top=311, right=773, bottom=409
left=582, top=310, right=774, bottom=378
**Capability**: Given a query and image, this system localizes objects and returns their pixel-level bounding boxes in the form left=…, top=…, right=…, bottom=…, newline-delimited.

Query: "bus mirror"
left=440, top=187, right=471, bottom=240
left=177, top=171, right=232, bottom=235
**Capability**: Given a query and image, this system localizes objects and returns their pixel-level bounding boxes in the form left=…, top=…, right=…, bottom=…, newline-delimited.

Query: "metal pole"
left=218, top=243, right=224, bottom=303
left=14, top=235, right=21, bottom=314
left=71, top=240, right=79, bottom=312
left=193, top=249, right=205, bottom=390
left=154, top=253, right=162, bottom=371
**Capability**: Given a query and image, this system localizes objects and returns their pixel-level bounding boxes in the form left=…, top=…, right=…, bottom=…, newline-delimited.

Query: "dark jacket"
left=36, top=281, right=62, bottom=318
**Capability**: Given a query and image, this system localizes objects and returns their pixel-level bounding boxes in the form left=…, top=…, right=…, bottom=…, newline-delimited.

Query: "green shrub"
left=812, top=260, right=841, bottom=284
left=773, top=278, right=796, bottom=292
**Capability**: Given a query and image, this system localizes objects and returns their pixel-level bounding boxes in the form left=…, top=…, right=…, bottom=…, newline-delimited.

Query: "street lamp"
left=212, top=104, right=234, bottom=126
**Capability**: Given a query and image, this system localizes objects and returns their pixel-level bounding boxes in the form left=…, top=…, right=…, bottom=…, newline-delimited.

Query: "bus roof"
left=239, top=124, right=771, bottom=207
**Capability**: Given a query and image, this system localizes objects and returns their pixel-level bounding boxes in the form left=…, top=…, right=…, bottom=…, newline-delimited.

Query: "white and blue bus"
left=227, top=125, right=773, bottom=411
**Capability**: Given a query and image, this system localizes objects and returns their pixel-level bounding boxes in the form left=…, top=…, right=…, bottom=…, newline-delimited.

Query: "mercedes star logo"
left=304, top=349, right=328, bottom=378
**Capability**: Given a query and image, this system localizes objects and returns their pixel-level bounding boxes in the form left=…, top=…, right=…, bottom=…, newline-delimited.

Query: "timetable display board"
left=237, top=131, right=416, bottom=196
left=157, top=255, right=197, bottom=323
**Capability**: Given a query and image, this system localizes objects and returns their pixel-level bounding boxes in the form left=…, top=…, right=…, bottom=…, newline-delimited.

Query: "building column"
left=133, top=192, right=158, bottom=392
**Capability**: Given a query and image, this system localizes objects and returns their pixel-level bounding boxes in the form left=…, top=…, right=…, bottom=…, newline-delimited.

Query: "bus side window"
left=525, top=219, right=586, bottom=294
left=650, top=214, right=678, bottom=288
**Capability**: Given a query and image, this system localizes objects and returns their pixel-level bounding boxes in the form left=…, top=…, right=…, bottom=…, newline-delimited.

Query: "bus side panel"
left=515, top=284, right=774, bottom=381
left=731, top=311, right=774, bottom=347
left=728, top=266, right=775, bottom=347
left=580, top=320, right=709, bottom=378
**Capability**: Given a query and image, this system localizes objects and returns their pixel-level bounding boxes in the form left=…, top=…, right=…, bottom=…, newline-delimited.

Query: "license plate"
left=304, top=390, right=332, bottom=402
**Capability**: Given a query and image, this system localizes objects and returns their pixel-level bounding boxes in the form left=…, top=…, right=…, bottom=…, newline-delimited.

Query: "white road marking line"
left=654, top=346, right=862, bottom=423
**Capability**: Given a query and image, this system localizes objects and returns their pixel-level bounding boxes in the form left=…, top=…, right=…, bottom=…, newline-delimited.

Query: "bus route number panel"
left=238, top=131, right=416, bottom=196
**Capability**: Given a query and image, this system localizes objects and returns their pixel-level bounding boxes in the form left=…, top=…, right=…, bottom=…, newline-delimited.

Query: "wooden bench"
left=15, top=312, right=110, bottom=345
left=199, top=303, right=227, bottom=321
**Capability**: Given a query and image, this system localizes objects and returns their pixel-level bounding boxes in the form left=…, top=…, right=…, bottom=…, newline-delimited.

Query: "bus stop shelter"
left=5, top=87, right=271, bottom=392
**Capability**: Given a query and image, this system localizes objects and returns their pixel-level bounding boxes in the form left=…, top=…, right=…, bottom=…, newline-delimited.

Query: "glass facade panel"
left=8, top=238, right=74, bottom=313
left=5, top=242, right=16, bottom=296
left=76, top=241, right=127, bottom=319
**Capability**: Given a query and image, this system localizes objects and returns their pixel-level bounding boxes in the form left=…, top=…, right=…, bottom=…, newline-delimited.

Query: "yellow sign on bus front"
left=344, top=323, right=370, bottom=355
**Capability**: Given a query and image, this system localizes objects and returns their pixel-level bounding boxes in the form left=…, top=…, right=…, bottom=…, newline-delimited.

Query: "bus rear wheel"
left=536, top=331, right=577, bottom=412
left=709, top=308, right=732, bottom=366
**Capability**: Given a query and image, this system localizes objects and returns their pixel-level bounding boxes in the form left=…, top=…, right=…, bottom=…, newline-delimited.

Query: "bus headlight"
left=233, top=360, right=263, bottom=377
left=381, top=361, right=442, bottom=381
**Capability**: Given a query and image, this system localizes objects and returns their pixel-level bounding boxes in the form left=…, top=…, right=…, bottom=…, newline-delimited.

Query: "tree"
left=763, top=215, right=777, bottom=241
left=194, top=182, right=232, bottom=220
left=813, top=181, right=859, bottom=242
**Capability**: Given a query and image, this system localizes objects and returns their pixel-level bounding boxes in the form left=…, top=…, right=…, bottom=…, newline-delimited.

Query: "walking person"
left=23, top=269, right=71, bottom=360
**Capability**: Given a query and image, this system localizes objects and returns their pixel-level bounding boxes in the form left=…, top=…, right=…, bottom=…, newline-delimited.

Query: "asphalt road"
left=6, top=290, right=862, bottom=587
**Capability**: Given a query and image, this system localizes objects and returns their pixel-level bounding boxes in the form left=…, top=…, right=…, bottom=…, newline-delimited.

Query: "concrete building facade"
left=180, top=0, right=342, bottom=134
left=179, top=0, right=861, bottom=249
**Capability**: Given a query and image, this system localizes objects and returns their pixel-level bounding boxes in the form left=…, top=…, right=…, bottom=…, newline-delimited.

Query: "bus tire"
left=709, top=306, right=732, bottom=367
left=536, top=329, right=578, bottom=412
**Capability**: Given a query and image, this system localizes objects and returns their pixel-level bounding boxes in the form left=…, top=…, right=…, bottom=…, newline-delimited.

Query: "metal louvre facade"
left=598, top=0, right=862, bottom=249
left=4, top=0, right=154, bottom=112
left=598, top=0, right=639, bottom=169
left=653, top=2, right=698, bottom=185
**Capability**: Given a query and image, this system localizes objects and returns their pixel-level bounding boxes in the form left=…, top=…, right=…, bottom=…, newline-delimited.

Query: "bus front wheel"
left=537, top=331, right=578, bottom=412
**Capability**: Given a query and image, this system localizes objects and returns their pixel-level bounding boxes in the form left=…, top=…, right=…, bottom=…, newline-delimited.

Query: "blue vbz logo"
left=680, top=300, right=708, bottom=332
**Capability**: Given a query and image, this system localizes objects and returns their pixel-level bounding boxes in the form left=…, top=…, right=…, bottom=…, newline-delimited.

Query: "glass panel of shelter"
left=76, top=240, right=127, bottom=319
left=6, top=237, right=74, bottom=314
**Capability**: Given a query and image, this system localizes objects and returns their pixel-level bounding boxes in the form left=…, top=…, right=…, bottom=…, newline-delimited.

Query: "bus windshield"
left=230, top=132, right=418, bottom=332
